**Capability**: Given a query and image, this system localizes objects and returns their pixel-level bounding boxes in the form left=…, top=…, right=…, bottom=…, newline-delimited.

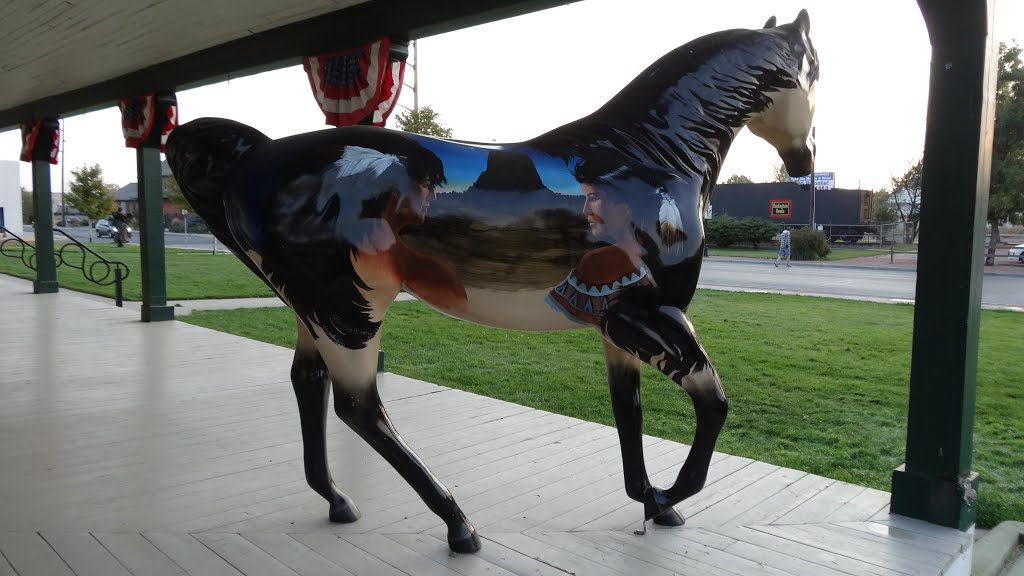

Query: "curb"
left=972, top=521, right=1023, bottom=576
left=705, top=256, right=1024, bottom=277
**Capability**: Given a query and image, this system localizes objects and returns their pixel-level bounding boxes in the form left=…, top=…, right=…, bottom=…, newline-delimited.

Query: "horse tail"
left=165, top=118, right=270, bottom=256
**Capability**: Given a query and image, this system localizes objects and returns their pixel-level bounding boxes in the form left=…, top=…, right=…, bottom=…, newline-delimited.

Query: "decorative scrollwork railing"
left=0, top=225, right=39, bottom=271
left=0, top=226, right=131, bottom=306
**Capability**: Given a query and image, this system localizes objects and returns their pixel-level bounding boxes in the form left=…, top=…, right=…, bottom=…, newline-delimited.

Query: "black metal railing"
left=0, top=226, right=131, bottom=306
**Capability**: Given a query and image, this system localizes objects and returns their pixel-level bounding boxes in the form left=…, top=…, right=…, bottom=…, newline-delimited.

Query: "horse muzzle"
left=780, top=143, right=814, bottom=178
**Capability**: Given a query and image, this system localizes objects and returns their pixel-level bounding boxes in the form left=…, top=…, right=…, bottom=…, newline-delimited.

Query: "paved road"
left=15, top=227, right=1024, bottom=310
left=25, top=225, right=220, bottom=250
left=699, top=258, right=1024, bottom=310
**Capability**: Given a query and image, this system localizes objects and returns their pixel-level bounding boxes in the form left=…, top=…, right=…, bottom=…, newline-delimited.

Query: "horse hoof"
left=642, top=486, right=675, bottom=521
left=448, top=521, right=482, bottom=554
left=329, top=497, right=361, bottom=523
left=653, top=507, right=685, bottom=527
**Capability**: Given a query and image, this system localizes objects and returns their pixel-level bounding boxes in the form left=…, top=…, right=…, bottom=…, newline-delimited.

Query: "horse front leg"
left=317, top=331, right=481, bottom=554
left=603, top=339, right=686, bottom=526
left=291, top=318, right=360, bottom=523
left=602, top=302, right=728, bottom=523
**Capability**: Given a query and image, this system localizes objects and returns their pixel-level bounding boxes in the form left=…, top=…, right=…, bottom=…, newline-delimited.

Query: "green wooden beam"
left=28, top=120, right=60, bottom=294
left=891, top=0, right=996, bottom=531
left=136, top=96, right=174, bottom=322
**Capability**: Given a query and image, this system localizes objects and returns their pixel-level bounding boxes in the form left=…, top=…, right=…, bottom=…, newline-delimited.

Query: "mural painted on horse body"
left=166, top=10, right=818, bottom=554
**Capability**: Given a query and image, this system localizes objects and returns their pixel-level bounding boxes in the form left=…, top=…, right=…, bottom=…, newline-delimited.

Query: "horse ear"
left=793, top=9, right=810, bottom=33
left=763, top=16, right=777, bottom=28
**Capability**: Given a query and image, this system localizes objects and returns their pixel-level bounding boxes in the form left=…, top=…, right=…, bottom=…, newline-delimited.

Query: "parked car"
left=95, top=219, right=113, bottom=237
left=95, top=218, right=132, bottom=240
left=1009, top=244, right=1024, bottom=264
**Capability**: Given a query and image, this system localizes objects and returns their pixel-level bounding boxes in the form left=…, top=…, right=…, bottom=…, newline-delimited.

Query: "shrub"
left=791, top=228, right=831, bottom=260
left=738, top=217, right=779, bottom=249
left=169, top=217, right=184, bottom=233
left=706, top=215, right=743, bottom=247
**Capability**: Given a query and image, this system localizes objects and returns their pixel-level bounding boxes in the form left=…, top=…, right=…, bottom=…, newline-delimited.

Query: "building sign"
left=790, top=172, right=835, bottom=190
left=770, top=199, right=792, bottom=218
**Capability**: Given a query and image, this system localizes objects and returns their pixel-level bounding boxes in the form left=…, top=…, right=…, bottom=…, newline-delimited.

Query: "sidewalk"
left=709, top=251, right=1024, bottom=275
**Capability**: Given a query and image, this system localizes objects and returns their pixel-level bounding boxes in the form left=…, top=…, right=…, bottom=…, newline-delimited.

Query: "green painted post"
left=29, top=119, right=60, bottom=294
left=136, top=94, right=175, bottom=322
left=890, top=0, right=996, bottom=531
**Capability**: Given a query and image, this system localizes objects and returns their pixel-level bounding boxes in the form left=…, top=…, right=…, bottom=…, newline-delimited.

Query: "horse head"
left=746, top=9, right=819, bottom=177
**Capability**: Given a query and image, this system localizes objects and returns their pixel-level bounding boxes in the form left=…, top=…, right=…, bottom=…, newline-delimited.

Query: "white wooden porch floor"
left=0, top=274, right=973, bottom=575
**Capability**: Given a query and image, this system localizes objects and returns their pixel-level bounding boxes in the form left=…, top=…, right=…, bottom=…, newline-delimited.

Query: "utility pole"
left=411, top=39, right=419, bottom=112
left=60, top=121, right=67, bottom=227
left=808, top=126, right=816, bottom=231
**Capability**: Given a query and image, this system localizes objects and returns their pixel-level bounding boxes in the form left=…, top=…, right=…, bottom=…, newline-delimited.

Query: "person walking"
left=775, top=227, right=791, bottom=267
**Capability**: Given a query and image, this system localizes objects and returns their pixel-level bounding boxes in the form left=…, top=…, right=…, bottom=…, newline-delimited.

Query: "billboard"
left=790, top=172, right=834, bottom=191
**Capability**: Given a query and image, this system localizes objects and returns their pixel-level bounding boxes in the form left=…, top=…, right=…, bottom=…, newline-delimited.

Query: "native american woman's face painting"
left=582, top=183, right=632, bottom=242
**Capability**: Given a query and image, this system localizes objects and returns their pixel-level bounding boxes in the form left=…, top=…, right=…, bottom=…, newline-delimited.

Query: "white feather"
left=659, top=192, right=683, bottom=231
left=335, top=146, right=401, bottom=179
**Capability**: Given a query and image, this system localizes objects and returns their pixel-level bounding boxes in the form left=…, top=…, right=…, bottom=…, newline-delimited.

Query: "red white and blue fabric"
left=119, top=94, right=155, bottom=148
left=304, top=38, right=406, bottom=127
left=160, top=100, right=178, bottom=151
left=19, top=121, right=59, bottom=164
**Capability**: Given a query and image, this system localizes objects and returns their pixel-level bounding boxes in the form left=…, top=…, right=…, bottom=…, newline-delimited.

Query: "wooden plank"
left=833, top=521, right=967, bottom=555
left=291, top=533, right=407, bottom=576
left=687, top=466, right=808, bottom=527
left=788, top=523, right=951, bottom=569
left=143, top=532, right=245, bottom=576
left=529, top=531, right=680, bottom=576
left=0, top=532, right=74, bottom=576
left=719, top=525, right=907, bottom=576
left=385, top=533, right=518, bottom=576
left=193, top=533, right=301, bottom=576
left=571, top=529, right=737, bottom=576
left=92, top=532, right=187, bottom=576
left=483, top=533, right=624, bottom=576
left=872, top=514, right=974, bottom=546
left=240, top=533, right=357, bottom=576
left=749, top=524, right=936, bottom=576
left=723, top=540, right=851, bottom=576
left=774, top=481, right=866, bottom=525
left=39, top=532, right=133, bottom=576
left=724, top=473, right=835, bottom=528
left=824, top=488, right=892, bottom=523
left=599, top=528, right=794, bottom=576
left=344, top=534, right=462, bottom=576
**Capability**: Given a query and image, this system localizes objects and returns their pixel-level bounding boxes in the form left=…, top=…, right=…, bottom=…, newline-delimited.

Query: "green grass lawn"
left=709, top=246, right=892, bottom=260
left=0, top=242, right=274, bottom=300
left=180, top=291, right=1024, bottom=528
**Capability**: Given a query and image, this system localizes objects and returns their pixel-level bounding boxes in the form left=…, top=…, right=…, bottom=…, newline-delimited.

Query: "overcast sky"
left=2, top=0, right=1022, bottom=194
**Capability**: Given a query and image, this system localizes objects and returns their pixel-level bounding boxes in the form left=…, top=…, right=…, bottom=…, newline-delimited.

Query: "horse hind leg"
left=602, top=303, right=728, bottom=523
left=314, top=328, right=481, bottom=554
left=291, top=317, right=360, bottom=523
left=603, top=339, right=686, bottom=526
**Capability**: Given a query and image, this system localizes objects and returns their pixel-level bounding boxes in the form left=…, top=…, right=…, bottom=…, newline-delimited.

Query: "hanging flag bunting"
left=160, top=97, right=178, bottom=152
left=370, top=56, right=406, bottom=126
left=304, top=37, right=407, bottom=127
left=19, top=120, right=60, bottom=164
left=119, top=94, right=155, bottom=148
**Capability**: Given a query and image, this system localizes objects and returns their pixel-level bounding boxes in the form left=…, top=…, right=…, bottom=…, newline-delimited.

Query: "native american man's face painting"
left=396, top=179, right=436, bottom=225
left=582, top=183, right=632, bottom=242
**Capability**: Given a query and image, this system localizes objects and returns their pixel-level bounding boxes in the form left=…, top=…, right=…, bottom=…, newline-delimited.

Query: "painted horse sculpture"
left=167, top=11, right=817, bottom=554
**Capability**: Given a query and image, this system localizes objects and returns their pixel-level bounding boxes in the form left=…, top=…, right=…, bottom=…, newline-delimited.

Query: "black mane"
left=532, top=27, right=810, bottom=188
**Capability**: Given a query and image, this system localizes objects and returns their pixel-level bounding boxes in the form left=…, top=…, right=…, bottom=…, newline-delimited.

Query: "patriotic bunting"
left=304, top=38, right=407, bottom=127
left=19, top=120, right=60, bottom=164
left=119, top=93, right=177, bottom=151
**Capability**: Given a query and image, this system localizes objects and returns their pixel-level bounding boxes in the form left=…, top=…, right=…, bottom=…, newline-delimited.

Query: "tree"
left=771, top=163, right=790, bottom=182
left=872, top=189, right=899, bottom=224
left=164, top=175, right=191, bottom=211
left=21, top=188, right=33, bottom=224
left=393, top=106, right=453, bottom=138
left=66, top=164, right=116, bottom=225
left=890, top=158, right=923, bottom=242
left=986, top=42, right=1024, bottom=264
left=724, top=174, right=753, bottom=184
